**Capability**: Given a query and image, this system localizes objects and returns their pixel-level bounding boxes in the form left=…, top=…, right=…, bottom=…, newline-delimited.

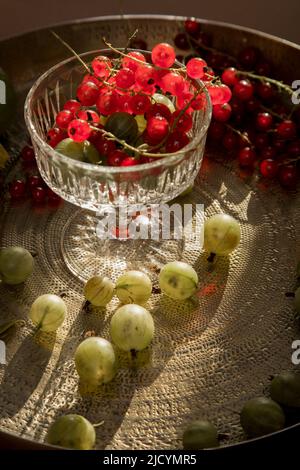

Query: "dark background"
left=0, top=0, right=299, bottom=43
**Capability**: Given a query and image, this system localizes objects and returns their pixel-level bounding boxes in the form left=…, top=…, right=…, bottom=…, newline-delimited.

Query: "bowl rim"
left=24, top=48, right=212, bottom=174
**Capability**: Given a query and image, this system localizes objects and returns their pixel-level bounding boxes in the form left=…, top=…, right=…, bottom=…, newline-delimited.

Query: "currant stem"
left=236, top=70, right=293, bottom=95
left=51, top=30, right=90, bottom=74
left=261, top=103, right=287, bottom=121
left=225, top=124, right=252, bottom=145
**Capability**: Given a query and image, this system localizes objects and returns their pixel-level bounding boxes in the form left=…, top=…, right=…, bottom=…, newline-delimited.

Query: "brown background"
left=0, top=0, right=299, bottom=43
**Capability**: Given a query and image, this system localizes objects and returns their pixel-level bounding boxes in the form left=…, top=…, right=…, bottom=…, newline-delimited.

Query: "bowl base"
left=60, top=207, right=185, bottom=282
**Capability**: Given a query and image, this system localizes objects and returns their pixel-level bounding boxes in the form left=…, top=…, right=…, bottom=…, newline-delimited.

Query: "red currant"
left=238, top=146, right=256, bottom=167
left=107, top=150, right=127, bottom=166
left=47, top=188, right=62, bottom=206
left=27, top=175, right=44, bottom=192
left=31, top=186, right=47, bottom=204
left=212, top=103, right=232, bottom=122
left=238, top=47, right=260, bottom=69
left=278, top=165, right=298, bottom=188
left=21, top=145, right=35, bottom=164
left=222, top=131, right=238, bottom=151
left=135, top=65, right=156, bottom=93
left=276, top=120, right=297, bottom=140
left=151, top=43, right=176, bottom=68
left=246, top=98, right=260, bottom=113
left=94, top=136, right=116, bottom=157
left=115, top=68, right=135, bottom=89
left=165, top=131, right=190, bottom=152
left=260, top=145, right=276, bottom=160
left=91, top=55, right=112, bottom=78
left=117, top=94, right=133, bottom=114
left=174, top=33, right=189, bottom=50
left=96, top=91, right=119, bottom=115
left=208, top=121, right=225, bottom=140
left=47, top=128, right=67, bottom=148
left=130, top=94, right=151, bottom=114
left=120, top=156, right=138, bottom=167
left=145, top=103, right=172, bottom=121
left=122, top=51, right=146, bottom=72
left=55, top=109, right=74, bottom=130
left=287, top=140, right=300, bottom=156
left=255, top=112, right=273, bottom=131
left=254, top=132, right=269, bottom=149
left=260, top=159, right=278, bottom=178
left=77, top=81, right=99, bottom=106
left=77, top=109, right=100, bottom=124
left=9, top=180, right=26, bottom=200
left=63, top=99, right=81, bottom=114
left=68, top=119, right=91, bottom=142
left=207, top=84, right=232, bottom=105
left=186, top=58, right=207, bottom=79
left=221, top=67, right=239, bottom=87
left=233, top=79, right=254, bottom=101
left=146, top=116, right=169, bottom=142
left=170, top=110, right=193, bottom=132
left=184, top=19, right=201, bottom=36
left=255, top=61, right=271, bottom=76
left=160, top=72, right=185, bottom=95
left=82, top=74, right=101, bottom=86
left=257, top=82, right=274, bottom=101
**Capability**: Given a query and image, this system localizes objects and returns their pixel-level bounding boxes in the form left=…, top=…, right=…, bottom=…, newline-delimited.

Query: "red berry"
left=165, top=131, right=190, bottom=152
left=233, top=79, right=254, bottom=101
left=9, top=180, right=26, bottom=200
left=208, top=121, right=225, bottom=140
left=21, top=145, right=35, bottom=164
left=238, top=146, right=256, bottom=167
left=260, top=159, right=278, bottom=178
left=278, top=165, right=298, bottom=188
left=221, top=67, right=239, bottom=87
left=174, top=33, right=189, bottom=50
left=287, top=140, right=300, bottom=156
left=107, top=150, right=126, bottom=166
left=31, top=186, right=46, bottom=204
left=257, top=82, right=274, bottom=101
left=96, top=91, right=119, bottom=115
left=27, top=175, right=44, bottom=192
left=255, top=112, right=273, bottom=131
left=184, top=19, right=201, bottom=36
left=260, top=145, right=276, bottom=160
left=82, top=74, right=101, bottom=87
left=254, top=133, right=269, bottom=150
left=115, top=68, right=135, bottom=89
left=122, top=51, right=146, bottom=72
left=255, top=61, right=271, bottom=76
left=120, top=156, right=138, bottom=167
left=276, top=120, right=297, bottom=140
left=186, top=58, right=207, bottom=79
left=129, top=38, right=148, bottom=50
left=135, top=65, right=156, bottom=93
left=68, top=119, right=91, bottom=142
left=147, top=116, right=169, bottom=142
left=222, top=131, right=238, bottom=151
left=91, top=55, right=112, bottom=78
left=145, top=103, right=172, bottom=121
left=151, top=43, right=176, bottom=68
left=203, top=66, right=215, bottom=82
left=207, top=84, right=232, bottom=105
left=212, top=103, right=232, bottom=122
left=130, top=94, right=151, bottom=114
left=160, top=72, right=185, bottom=95
left=47, top=188, right=62, bottom=205
left=170, top=110, right=193, bottom=132
left=94, top=136, right=116, bottom=156
left=47, top=127, right=67, bottom=148
left=63, top=99, right=81, bottom=114
left=77, top=109, right=100, bottom=124
left=77, top=81, right=99, bottom=106
left=238, top=47, right=260, bottom=69
left=55, top=110, right=73, bottom=130
left=245, top=98, right=260, bottom=113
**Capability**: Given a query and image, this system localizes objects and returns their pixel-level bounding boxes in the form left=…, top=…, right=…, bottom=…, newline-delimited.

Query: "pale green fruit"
left=115, top=270, right=152, bottom=305
left=47, top=414, right=95, bottom=450
left=84, top=275, right=115, bottom=307
left=240, top=397, right=285, bottom=438
left=0, top=246, right=34, bottom=285
left=75, top=337, right=117, bottom=385
left=204, top=213, right=241, bottom=256
left=183, top=420, right=219, bottom=450
left=29, top=294, right=66, bottom=332
left=159, top=261, right=198, bottom=300
left=55, top=138, right=100, bottom=163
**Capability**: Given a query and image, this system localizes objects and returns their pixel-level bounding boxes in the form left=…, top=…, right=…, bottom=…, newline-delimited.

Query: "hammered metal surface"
left=0, top=16, right=299, bottom=449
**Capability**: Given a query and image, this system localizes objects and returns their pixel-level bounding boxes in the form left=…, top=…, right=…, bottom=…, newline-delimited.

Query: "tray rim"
left=0, top=13, right=299, bottom=451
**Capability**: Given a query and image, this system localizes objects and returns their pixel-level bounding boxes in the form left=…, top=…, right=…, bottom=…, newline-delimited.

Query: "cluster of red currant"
left=173, top=19, right=299, bottom=189
left=45, top=41, right=231, bottom=167
left=8, top=144, right=62, bottom=205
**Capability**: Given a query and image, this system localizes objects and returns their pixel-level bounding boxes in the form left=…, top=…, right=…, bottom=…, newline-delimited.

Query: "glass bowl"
left=24, top=49, right=212, bottom=280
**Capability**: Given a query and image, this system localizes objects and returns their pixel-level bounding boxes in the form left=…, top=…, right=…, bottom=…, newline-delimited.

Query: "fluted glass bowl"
left=24, top=49, right=212, bottom=280
left=24, top=49, right=212, bottom=211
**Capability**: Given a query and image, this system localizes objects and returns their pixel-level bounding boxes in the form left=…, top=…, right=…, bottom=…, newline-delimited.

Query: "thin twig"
left=236, top=70, right=293, bottom=95
left=51, top=30, right=90, bottom=74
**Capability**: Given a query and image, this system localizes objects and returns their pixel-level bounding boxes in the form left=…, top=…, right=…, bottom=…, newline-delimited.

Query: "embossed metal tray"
left=0, top=15, right=299, bottom=450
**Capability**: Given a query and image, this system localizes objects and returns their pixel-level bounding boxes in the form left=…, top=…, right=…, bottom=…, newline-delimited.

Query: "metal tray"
left=0, top=15, right=299, bottom=450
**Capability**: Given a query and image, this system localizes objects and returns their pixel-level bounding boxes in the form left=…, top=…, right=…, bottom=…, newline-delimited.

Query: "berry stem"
left=225, top=124, right=252, bottom=145
left=236, top=70, right=293, bottom=95
left=261, top=103, right=287, bottom=121
left=51, top=30, right=90, bottom=74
